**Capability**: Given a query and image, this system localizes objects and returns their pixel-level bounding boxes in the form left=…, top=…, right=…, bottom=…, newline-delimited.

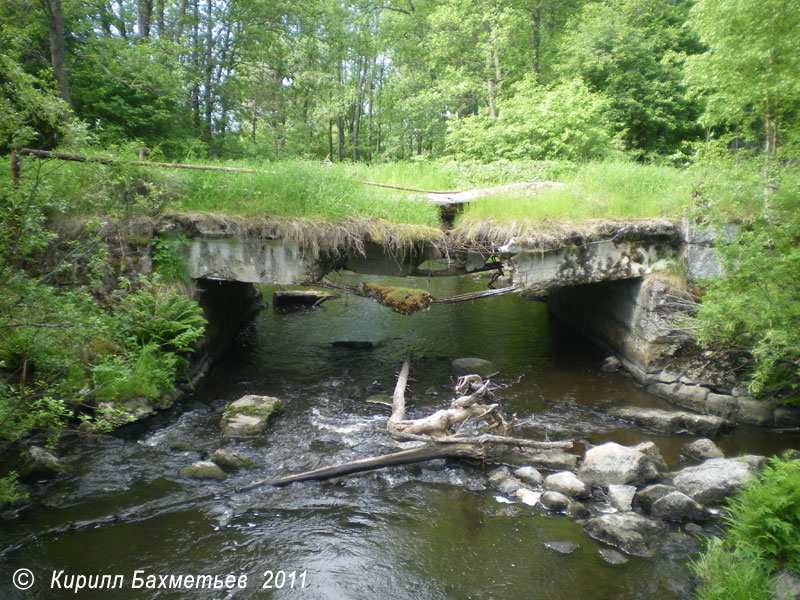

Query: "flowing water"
left=2, top=274, right=798, bottom=599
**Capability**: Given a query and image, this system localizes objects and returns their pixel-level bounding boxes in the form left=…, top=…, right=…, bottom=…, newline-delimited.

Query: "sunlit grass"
left=456, top=161, right=694, bottom=225
left=18, top=149, right=791, bottom=230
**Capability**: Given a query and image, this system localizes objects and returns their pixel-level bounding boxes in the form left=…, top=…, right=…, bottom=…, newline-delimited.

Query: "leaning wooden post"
left=10, top=149, right=20, bottom=190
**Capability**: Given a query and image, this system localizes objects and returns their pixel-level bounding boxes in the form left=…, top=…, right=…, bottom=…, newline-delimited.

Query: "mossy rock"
left=220, top=395, right=283, bottom=437
left=451, top=358, right=496, bottom=378
left=211, top=449, right=255, bottom=471
left=361, top=282, right=433, bottom=315
left=180, top=461, right=228, bottom=481
left=20, top=446, right=70, bottom=480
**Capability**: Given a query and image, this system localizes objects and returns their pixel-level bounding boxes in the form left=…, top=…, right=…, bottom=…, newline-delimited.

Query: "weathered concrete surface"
left=549, top=274, right=687, bottom=376
left=508, top=237, right=677, bottom=296
left=188, top=237, right=319, bottom=284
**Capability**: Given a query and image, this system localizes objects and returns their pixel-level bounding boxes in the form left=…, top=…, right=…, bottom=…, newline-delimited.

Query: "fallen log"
left=381, top=430, right=573, bottom=450
left=239, top=444, right=479, bottom=491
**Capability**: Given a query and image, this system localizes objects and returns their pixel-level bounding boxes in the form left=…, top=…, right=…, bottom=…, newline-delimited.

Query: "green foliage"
left=692, top=537, right=775, bottom=600
left=446, top=79, right=618, bottom=162
left=692, top=453, right=800, bottom=599
left=725, top=454, right=800, bottom=569
left=116, top=278, right=206, bottom=357
left=0, top=472, right=28, bottom=509
left=556, top=0, right=701, bottom=156
left=70, top=38, right=196, bottom=158
left=694, top=168, right=800, bottom=399
left=152, top=234, right=190, bottom=285
left=686, top=0, right=800, bottom=155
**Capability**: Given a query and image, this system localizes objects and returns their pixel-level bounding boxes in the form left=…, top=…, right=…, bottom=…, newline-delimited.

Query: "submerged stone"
left=543, top=541, right=580, bottom=555
left=220, top=395, right=283, bottom=437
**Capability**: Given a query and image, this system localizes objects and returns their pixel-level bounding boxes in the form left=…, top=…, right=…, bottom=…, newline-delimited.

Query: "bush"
left=694, top=168, right=800, bottom=400
left=692, top=453, right=800, bottom=599
left=446, top=78, right=619, bottom=162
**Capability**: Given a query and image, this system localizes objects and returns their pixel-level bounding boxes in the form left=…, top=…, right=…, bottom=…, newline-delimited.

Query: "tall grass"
left=456, top=161, right=694, bottom=225
left=175, top=161, right=441, bottom=226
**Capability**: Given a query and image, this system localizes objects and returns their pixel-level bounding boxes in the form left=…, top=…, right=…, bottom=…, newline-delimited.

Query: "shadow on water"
left=1, top=273, right=798, bottom=599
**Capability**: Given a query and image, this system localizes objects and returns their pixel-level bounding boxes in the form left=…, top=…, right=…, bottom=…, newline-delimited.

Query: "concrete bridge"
left=157, top=214, right=717, bottom=297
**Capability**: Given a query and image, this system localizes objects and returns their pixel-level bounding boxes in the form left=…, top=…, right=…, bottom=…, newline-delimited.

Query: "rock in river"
left=583, top=512, right=666, bottom=557
left=540, top=491, right=570, bottom=511
left=610, top=407, right=734, bottom=437
left=670, top=455, right=765, bottom=505
left=211, top=449, right=254, bottom=471
left=544, top=471, right=589, bottom=498
left=220, top=395, right=283, bottom=437
left=578, top=441, right=666, bottom=488
left=681, top=438, right=724, bottom=462
left=181, top=461, right=228, bottom=481
left=451, top=358, right=495, bottom=378
left=20, top=446, right=69, bottom=479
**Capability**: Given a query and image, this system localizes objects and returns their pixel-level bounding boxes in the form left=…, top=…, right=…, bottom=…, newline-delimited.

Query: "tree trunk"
left=138, top=0, right=153, bottom=37
left=40, top=0, right=71, bottom=107
left=326, top=117, right=333, bottom=162
left=336, top=114, right=344, bottom=162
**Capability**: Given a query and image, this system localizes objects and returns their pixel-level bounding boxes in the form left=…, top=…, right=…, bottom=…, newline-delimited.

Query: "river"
left=2, top=273, right=797, bottom=599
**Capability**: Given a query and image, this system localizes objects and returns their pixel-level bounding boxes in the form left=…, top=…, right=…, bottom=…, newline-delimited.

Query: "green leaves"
left=447, top=78, right=618, bottom=162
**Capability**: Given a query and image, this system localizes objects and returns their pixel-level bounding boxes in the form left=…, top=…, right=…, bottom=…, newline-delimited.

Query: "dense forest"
left=2, top=0, right=798, bottom=162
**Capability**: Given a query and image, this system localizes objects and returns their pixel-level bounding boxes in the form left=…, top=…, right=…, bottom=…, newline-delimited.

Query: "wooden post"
left=10, top=149, right=20, bottom=190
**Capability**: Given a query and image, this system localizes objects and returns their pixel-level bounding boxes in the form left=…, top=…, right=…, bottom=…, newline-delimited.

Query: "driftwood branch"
left=239, top=356, right=574, bottom=490
left=388, top=351, right=411, bottom=426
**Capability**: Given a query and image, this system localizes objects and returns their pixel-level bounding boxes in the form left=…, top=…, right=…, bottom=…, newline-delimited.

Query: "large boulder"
left=650, top=490, right=706, bottom=523
left=671, top=455, right=765, bottom=505
left=451, top=358, right=495, bottom=378
left=583, top=512, right=666, bottom=557
left=610, top=407, right=734, bottom=437
left=578, top=442, right=666, bottom=488
left=681, top=438, right=724, bottom=462
left=544, top=471, right=589, bottom=499
left=220, top=395, right=283, bottom=437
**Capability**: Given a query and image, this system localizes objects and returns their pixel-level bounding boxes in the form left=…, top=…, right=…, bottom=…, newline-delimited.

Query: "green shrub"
left=694, top=187, right=800, bottom=400
left=692, top=453, right=800, bottom=599
left=0, top=472, right=28, bottom=509
left=446, top=78, right=619, bottom=162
